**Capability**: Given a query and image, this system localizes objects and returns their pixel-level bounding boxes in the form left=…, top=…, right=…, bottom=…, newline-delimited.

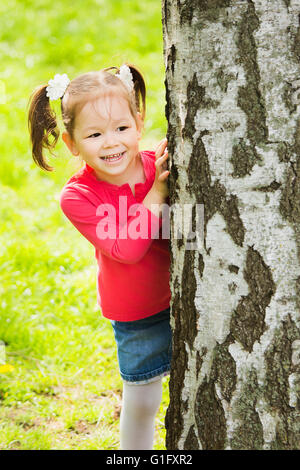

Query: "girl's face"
left=63, top=93, right=143, bottom=184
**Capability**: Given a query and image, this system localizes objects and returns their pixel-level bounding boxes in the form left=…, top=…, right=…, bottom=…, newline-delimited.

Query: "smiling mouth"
left=100, top=151, right=125, bottom=162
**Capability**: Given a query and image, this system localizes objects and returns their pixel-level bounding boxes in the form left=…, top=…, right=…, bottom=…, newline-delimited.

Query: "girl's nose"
left=102, top=132, right=116, bottom=148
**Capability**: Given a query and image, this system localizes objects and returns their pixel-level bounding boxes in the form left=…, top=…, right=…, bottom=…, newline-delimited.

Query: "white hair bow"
left=115, top=65, right=134, bottom=93
left=46, top=73, right=70, bottom=101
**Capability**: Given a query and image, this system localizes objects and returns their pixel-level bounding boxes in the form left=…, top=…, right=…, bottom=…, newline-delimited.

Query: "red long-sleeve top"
left=59, top=150, right=171, bottom=321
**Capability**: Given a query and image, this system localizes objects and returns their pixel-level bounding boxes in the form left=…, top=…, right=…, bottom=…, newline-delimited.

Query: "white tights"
left=120, top=378, right=163, bottom=450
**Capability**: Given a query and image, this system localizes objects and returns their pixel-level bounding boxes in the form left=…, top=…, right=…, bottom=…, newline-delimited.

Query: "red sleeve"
left=60, top=188, right=162, bottom=264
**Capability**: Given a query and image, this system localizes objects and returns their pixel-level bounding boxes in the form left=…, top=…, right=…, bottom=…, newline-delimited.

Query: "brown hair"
left=28, top=64, right=146, bottom=171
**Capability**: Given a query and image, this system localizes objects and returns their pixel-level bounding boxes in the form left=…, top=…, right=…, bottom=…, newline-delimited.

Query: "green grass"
left=0, top=0, right=169, bottom=450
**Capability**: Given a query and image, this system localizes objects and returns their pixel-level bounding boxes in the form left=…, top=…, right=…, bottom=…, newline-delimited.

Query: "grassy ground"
left=0, top=0, right=169, bottom=450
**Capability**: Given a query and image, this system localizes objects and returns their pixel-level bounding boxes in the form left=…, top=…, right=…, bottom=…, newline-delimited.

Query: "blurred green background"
left=0, top=0, right=168, bottom=450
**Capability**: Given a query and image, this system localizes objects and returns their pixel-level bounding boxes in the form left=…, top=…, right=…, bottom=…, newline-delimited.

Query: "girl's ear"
left=62, top=132, right=80, bottom=156
left=136, top=112, right=144, bottom=139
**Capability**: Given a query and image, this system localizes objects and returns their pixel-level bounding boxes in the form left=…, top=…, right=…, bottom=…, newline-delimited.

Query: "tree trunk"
left=162, top=0, right=300, bottom=450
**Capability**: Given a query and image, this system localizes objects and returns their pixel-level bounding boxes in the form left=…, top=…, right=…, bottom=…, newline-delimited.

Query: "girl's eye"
left=117, top=126, right=128, bottom=132
left=88, top=133, right=101, bottom=138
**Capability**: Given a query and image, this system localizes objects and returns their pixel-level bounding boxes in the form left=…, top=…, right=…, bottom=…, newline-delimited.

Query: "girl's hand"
left=153, top=138, right=170, bottom=199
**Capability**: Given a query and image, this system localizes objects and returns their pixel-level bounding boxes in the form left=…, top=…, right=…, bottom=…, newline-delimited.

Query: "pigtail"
left=28, top=84, right=60, bottom=171
left=126, top=63, right=146, bottom=121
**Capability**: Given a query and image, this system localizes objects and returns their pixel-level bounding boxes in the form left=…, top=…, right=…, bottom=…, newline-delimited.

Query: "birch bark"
left=162, top=0, right=300, bottom=450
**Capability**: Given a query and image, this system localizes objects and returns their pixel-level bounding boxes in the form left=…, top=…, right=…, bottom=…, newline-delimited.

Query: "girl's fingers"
left=155, top=153, right=169, bottom=175
left=158, top=170, right=170, bottom=181
left=156, top=137, right=167, bottom=148
left=155, top=139, right=165, bottom=153
left=155, top=144, right=169, bottom=184
left=155, top=151, right=168, bottom=165
left=155, top=138, right=168, bottom=158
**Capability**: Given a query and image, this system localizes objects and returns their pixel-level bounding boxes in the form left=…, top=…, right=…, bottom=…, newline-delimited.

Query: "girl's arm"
left=143, top=138, right=169, bottom=218
left=60, top=188, right=163, bottom=264
left=60, top=141, right=170, bottom=264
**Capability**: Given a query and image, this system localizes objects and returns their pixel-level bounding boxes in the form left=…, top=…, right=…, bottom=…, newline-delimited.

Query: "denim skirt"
left=110, top=307, right=172, bottom=385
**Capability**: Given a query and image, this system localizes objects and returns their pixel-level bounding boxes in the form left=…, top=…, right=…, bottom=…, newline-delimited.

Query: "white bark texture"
left=162, top=0, right=300, bottom=449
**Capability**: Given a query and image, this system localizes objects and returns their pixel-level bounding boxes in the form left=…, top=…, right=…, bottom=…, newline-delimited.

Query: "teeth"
left=103, top=152, right=122, bottom=160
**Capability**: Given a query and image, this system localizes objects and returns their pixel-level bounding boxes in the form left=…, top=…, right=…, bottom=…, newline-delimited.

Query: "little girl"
left=28, top=63, right=171, bottom=450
